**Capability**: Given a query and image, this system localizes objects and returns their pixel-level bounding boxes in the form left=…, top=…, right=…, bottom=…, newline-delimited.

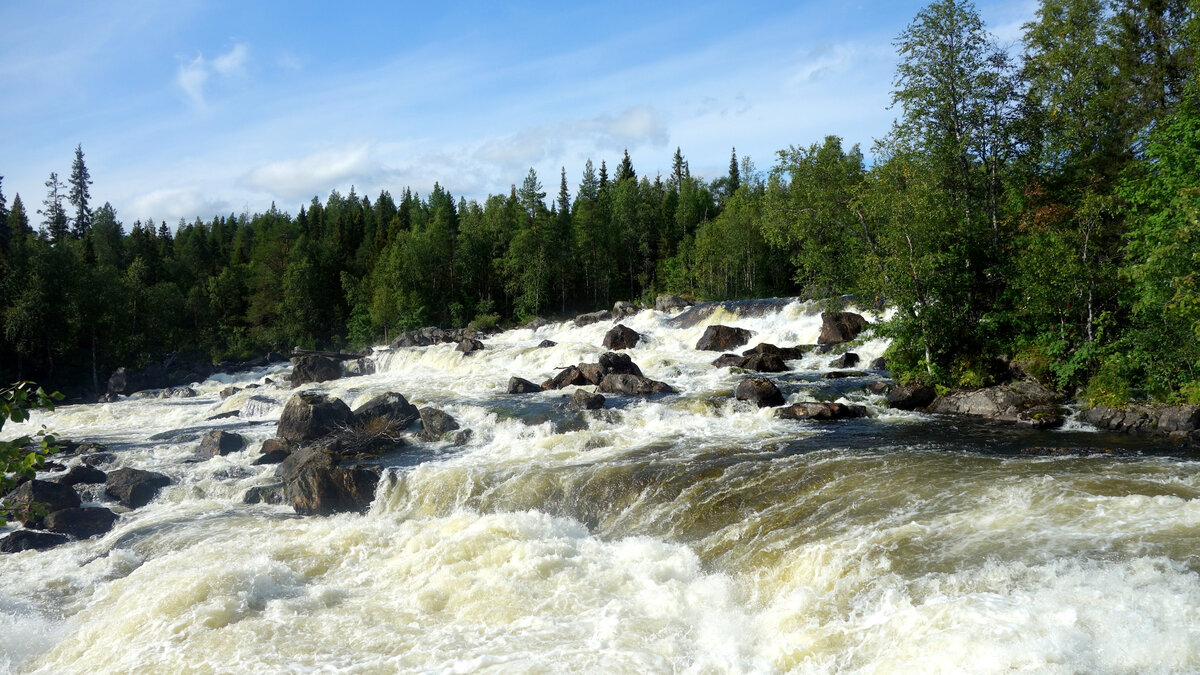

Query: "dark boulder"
left=598, top=352, right=644, bottom=377
left=289, top=355, right=344, bottom=387
left=870, top=357, right=888, bottom=370
left=568, top=389, right=606, bottom=410
left=277, top=392, right=353, bottom=443
left=254, top=439, right=293, bottom=466
left=818, top=312, right=870, bottom=345
left=695, top=325, right=753, bottom=352
left=741, top=353, right=788, bottom=373
left=597, top=373, right=674, bottom=396
left=822, top=371, right=866, bottom=379
left=829, top=353, right=860, bottom=369
left=1079, top=403, right=1200, bottom=441
left=105, top=468, right=171, bottom=509
left=602, top=324, right=642, bottom=350
left=655, top=294, right=691, bottom=312
left=243, top=484, right=285, bottom=505
left=159, top=386, right=198, bottom=399
left=45, top=507, right=119, bottom=539
left=574, top=310, right=612, bottom=327
left=778, top=402, right=868, bottom=421
left=578, top=363, right=606, bottom=385
left=613, top=301, right=642, bottom=319
left=1, top=530, right=68, bottom=553
left=352, top=392, right=420, bottom=429
left=927, top=380, right=1064, bottom=426
left=199, top=430, right=247, bottom=457
left=865, top=381, right=891, bottom=395
left=887, top=384, right=937, bottom=411
left=742, top=343, right=812, bottom=360
left=419, top=407, right=463, bottom=442
left=536, top=339, right=557, bottom=348
left=712, top=354, right=745, bottom=368
left=456, top=338, right=485, bottom=355
left=4, top=480, right=82, bottom=527
left=542, top=366, right=589, bottom=390
left=508, top=377, right=542, bottom=394
left=278, top=446, right=379, bottom=516
left=55, top=464, right=106, bottom=487
left=207, top=410, right=240, bottom=421
left=734, top=377, right=786, bottom=408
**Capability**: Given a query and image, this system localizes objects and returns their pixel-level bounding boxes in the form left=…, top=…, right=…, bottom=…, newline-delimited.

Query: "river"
left=3, top=299, right=1199, bottom=673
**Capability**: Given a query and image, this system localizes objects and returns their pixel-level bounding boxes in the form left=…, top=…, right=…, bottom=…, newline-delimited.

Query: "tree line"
left=1, top=0, right=1197, bottom=407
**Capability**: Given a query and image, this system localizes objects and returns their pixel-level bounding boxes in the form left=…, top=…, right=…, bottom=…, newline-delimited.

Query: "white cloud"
left=212, top=43, right=248, bottom=76
left=128, top=186, right=230, bottom=223
left=177, top=55, right=208, bottom=108
left=242, top=144, right=380, bottom=199
left=176, top=43, right=248, bottom=109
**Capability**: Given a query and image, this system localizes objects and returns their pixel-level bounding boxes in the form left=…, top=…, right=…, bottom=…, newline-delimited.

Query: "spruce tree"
left=728, top=147, right=741, bottom=194
left=671, top=148, right=686, bottom=191
left=0, top=176, right=9, bottom=254
left=39, top=172, right=69, bottom=243
left=68, top=144, right=93, bottom=238
left=616, top=149, right=636, bottom=182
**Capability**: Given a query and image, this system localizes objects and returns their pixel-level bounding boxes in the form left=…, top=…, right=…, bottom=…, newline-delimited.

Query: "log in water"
left=3, top=299, right=1199, bottom=673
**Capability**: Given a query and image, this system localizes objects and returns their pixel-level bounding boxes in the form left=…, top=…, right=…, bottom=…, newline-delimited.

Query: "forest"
left=0, top=0, right=1196, bottom=408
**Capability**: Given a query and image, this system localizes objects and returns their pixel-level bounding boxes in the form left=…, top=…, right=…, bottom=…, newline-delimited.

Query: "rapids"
left=3, top=299, right=1200, bottom=673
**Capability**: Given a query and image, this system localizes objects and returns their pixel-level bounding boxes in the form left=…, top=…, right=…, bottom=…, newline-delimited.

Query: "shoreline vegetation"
left=1, top=0, right=1198, bottom=413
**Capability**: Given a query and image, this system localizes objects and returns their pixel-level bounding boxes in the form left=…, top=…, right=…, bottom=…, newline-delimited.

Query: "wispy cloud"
left=128, top=186, right=231, bottom=223
left=176, top=43, right=249, bottom=109
left=242, top=144, right=381, bottom=199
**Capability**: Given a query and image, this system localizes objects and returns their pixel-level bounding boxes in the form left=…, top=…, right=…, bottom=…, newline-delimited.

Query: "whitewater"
left=3, top=299, right=1199, bottom=673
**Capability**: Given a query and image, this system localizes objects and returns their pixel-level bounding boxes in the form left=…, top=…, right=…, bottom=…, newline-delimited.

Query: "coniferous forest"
left=1, top=0, right=1197, bottom=407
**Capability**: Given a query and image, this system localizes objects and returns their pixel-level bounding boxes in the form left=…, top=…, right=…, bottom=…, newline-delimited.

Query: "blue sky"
left=1, top=0, right=1036, bottom=225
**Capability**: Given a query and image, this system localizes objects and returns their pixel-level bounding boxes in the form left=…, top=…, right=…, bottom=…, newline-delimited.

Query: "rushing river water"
left=3, top=299, right=1200, bottom=674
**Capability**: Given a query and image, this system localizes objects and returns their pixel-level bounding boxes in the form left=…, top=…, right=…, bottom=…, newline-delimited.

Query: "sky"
left=1, top=0, right=1037, bottom=227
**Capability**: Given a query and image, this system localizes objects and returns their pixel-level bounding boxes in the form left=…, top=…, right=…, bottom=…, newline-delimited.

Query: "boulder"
left=568, top=389, right=606, bottom=410
left=199, top=430, right=247, bottom=457
left=829, top=353, right=860, bottom=369
left=289, top=355, right=344, bottom=387
left=45, top=507, right=119, bottom=539
left=597, top=373, right=675, bottom=396
left=655, top=294, right=691, bottom=312
left=254, top=439, right=293, bottom=465
left=740, top=353, right=788, bottom=373
left=1079, top=403, right=1200, bottom=439
left=158, top=386, right=198, bottom=399
left=602, top=324, right=642, bottom=350
left=578, top=363, right=606, bottom=385
left=4, top=480, right=82, bottom=528
left=352, top=392, right=420, bottom=429
left=734, top=377, right=786, bottom=408
left=712, top=353, right=745, bottom=368
left=870, top=357, right=888, bottom=370
left=865, top=381, right=891, bottom=395
left=105, top=468, right=171, bottom=509
left=542, top=366, right=589, bottom=390
left=456, top=338, right=485, bottom=355
left=695, top=325, right=753, bottom=352
left=524, top=317, right=551, bottom=330
left=277, top=392, right=353, bottom=443
left=778, top=402, right=868, bottom=421
left=819, top=312, right=870, bottom=345
left=822, top=371, right=865, bottom=379
left=206, top=411, right=240, bottom=421
left=55, top=464, right=106, bottom=487
left=742, top=343, right=812, bottom=360
left=243, top=484, right=286, bottom=505
left=418, top=407, right=462, bottom=442
left=1156, top=405, right=1200, bottom=434
left=536, top=339, right=557, bottom=348
left=886, top=384, right=937, bottom=411
left=508, top=377, right=542, bottom=394
left=613, top=301, right=642, bottom=319
left=927, top=380, right=1064, bottom=426
left=0, top=530, right=68, bottom=553
left=598, top=352, right=644, bottom=377
left=278, top=446, right=379, bottom=516
left=574, top=310, right=612, bottom=327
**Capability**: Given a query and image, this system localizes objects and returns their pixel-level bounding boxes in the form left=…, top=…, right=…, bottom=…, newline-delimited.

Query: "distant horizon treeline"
left=2, top=0, right=1199, bottom=408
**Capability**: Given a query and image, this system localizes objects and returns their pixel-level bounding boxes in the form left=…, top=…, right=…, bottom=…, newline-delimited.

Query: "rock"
left=734, top=377, right=786, bottom=408
left=822, top=371, right=866, bottom=379
left=1156, top=405, right=1200, bottom=434
left=576, top=363, right=604, bottom=385
left=1079, top=403, right=1200, bottom=439
left=655, top=294, right=691, bottom=312
left=253, top=439, right=293, bottom=466
left=278, top=446, right=379, bottom=516
left=45, top=507, right=119, bottom=539
left=536, top=339, right=557, bottom=348
left=523, top=317, right=551, bottom=330
left=4, top=480, right=82, bottom=527
left=343, top=358, right=377, bottom=377
left=568, top=389, right=606, bottom=410
left=277, top=392, right=353, bottom=443
left=742, top=343, right=812, bottom=360
left=613, top=301, right=642, bottom=319
left=206, top=410, right=240, bottom=420
left=542, top=366, right=589, bottom=390
left=829, top=353, right=860, bottom=369
left=695, top=325, right=753, bottom=352
left=574, top=310, right=612, bottom=327
left=887, top=384, right=938, bottom=410
left=104, top=468, right=171, bottom=509
left=289, top=355, right=344, bottom=387
left=352, top=392, right=420, bottom=429
left=870, top=357, right=888, bottom=370
left=199, top=430, right=247, bottom=457
left=778, top=402, right=868, bottom=421
left=508, top=377, right=542, bottom=394
left=1017, top=405, right=1066, bottom=430
left=866, top=381, right=891, bottom=395
left=598, top=352, right=643, bottom=377
left=927, top=380, right=1064, bottom=424
left=456, top=338, right=485, bottom=355
left=712, top=354, right=745, bottom=368
left=243, top=484, right=285, bottom=505
left=418, top=407, right=461, bottom=442
left=55, top=464, right=106, bottom=487
left=597, top=373, right=674, bottom=396
left=241, top=394, right=279, bottom=418
left=741, top=353, right=788, bottom=373
left=0, top=530, right=68, bottom=553
left=602, top=324, right=642, bottom=350
left=81, top=452, right=116, bottom=467
left=159, top=386, right=198, bottom=399
left=42, top=462, right=66, bottom=473
left=819, top=312, right=870, bottom=345
left=220, top=386, right=240, bottom=399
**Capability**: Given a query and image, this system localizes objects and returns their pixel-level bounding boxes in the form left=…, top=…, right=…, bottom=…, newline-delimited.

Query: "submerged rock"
left=278, top=392, right=353, bottom=443
left=105, top=468, right=171, bottom=509
left=734, top=377, right=786, bottom=408
left=778, top=402, right=868, bottom=421
left=819, top=312, right=870, bottom=345
left=602, top=324, right=642, bottom=350
left=695, top=325, right=753, bottom=352
left=278, top=447, right=379, bottom=516
left=536, top=339, right=557, bottom=348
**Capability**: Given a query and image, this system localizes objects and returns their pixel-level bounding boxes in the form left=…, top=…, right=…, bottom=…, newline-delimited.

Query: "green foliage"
left=0, top=382, right=63, bottom=525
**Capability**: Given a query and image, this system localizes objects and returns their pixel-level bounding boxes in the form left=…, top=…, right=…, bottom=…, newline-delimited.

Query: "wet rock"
left=1079, top=403, right=1200, bottom=440
left=277, top=392, right=353, bottom=443
left=206, top=410, right=240, bottom=420
left=241, top=394, right=279, bottom=418
left=712, top=353, right=745, bottom=368
left=870, top=357, right=888, bottom=370
left=741, top=353, right=788, bottom=373
left=0, top=530, right=68, bottom=553
left=42, top=462, right=66, bottom=473
left=542, top=366, right=589, bottom=390
left=695, top=325, right=753, bottom=352
left=55, top=464, right=106, bottom=487
left=822, top=371, right=866, bottom=379
left=352, top=392, right=420, bottom=429
left=159, top=386, right=198, bottom=399
left=254, top=439, right=293, bottom=466
left=220, top=386, right=240, bottom=399
left=742, top=343, right=812, bottom=360
left=456, top=338, right=485, bottom=355
left=4, top=480, right=81, bottom=528
left=865, top=381, right=891, bottom=395
left=343, top=358, right=376, bottom=377
left=242, top=484, right=285, bottom=505
left=508, top=377, right=542, bottom=394
left=613, top=300, right=642, bottom=319
left=819, top=312, right=870, bottom=345
left=81, top=452, right=116, bottom=467
left=886, top=384, right=937, bottom=411
left=419, top=407, right=462, bottom=442
left=289, top=355, right=344, bottom=387
left=1019, top=446, right=1137, bottom=457
left=568, top=389, right=606, bottom=410
left=928, top=380, right=1064, bottom=425
left=536, top=339, right=557, bottom=348
left=734, top=377, right=786, bottom=408
left=597, top=373, right=674, bottom=396
left=574, top=310, right=612, bottom=327
left=602, top=324, right=642, bottom=350
left=104, top=468, right=171, bottom=509
left=655, top=294, right=691, bottom=312
left=279, top=446, right=379, bottom=516
left=1017, top=405, right=1066, bottom=430
left=778, top=402, right=868, bottom=421
left=829, top=353, right=860, bottom=369
left=524, top=317, right=551, bottom=330
left=45, top=507, right=119, bottom=538
left=199, top=430, right=247, bottom=457
left=598, top=352, right=644, bottom=378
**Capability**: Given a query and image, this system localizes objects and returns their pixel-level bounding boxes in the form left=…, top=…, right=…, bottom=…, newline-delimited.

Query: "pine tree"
left=557, top=167, right=571, bottom=214
left=671, top=148, right=686, bottom=191
left=68, top=144, right=93, bottom=238
left=616, top=149, right=636, bottom=182
left=0, top=176, right=9, bottom=254
left=8, top=194, right=30, bottom=239
left=39, top=172, right=69, bottom=243
left=728, top=147, right=741, bottom=194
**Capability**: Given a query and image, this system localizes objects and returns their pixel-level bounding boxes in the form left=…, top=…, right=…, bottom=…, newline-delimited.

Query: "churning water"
left=3, top=299, right=1200, bottom=673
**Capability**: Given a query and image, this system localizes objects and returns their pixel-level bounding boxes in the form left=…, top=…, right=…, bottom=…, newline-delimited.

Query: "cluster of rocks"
left=1079, top=403, right=1200, bottom=444
left=102, top=351, right=287, bottom=401
left=508, top=351, right=674, bottom=405
left=390, top=326, right=488, bottom=349
left=1, top=442, right=171, bottom=553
